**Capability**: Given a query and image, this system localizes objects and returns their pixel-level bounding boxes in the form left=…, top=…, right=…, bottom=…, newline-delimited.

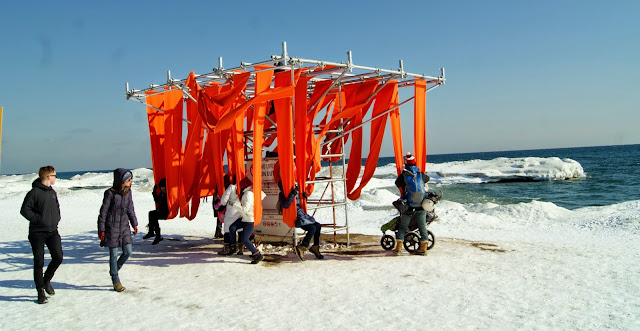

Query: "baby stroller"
left=380, top=192, right=441, bottom=253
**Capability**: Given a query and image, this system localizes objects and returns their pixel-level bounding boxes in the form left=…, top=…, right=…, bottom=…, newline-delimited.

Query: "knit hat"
left=239, top=177, right=252, bottom=191
left=122, top=171, right=133, bottom=182
left=404, top=153, right=416, bottom=166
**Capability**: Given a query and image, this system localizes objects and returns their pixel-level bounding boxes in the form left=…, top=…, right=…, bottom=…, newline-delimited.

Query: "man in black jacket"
left=20, top=165, right=63, bottom=304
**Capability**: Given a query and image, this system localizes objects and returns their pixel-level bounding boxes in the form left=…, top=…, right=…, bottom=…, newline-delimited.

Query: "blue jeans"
left=396, top=209, right=428, bottom=242
left=228, top=218, right=243, bottom=246
left=238, top=222, right=258, bottom=254
left=299, top=222, right=321, bottom=247
left=109, top=244, right=132, bottom=284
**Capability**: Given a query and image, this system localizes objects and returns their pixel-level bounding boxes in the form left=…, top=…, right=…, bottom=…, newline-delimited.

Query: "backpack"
left=403, top=166, right=426, bottom=207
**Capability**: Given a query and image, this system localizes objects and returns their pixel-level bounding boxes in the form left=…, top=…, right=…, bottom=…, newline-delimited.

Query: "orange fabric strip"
left=305, top=82, right=336, bottom=194
left=294, top=73, right=309, bottom=211
left=198, top=84, right=223, bottom=130
left=213, top=130, right=229, bottom=196
left=210, top=72, right=250, bottom=108
left=312, top=80, right=378, bottom=187
left=389, top=90, right=404, bottom=176
left=214, top=85, right=295, bottom=134
left=162, top=89, right=184, bottom=219
left=414, top=79, right=427, bottom=172
left=251, top=65, right=274, bottom=225
left=273, top=69, right=300, bottom=227
left=180, top=73, right=205, bottom=220
left=344, top=81, right=378, bottom=197
left=198, top=131, right=216, bottom=197
left=232, top=115, right=245, bottom=197
left=145, top=93, right=166, bottom=184
left=347, top=82, right=398, bottom=199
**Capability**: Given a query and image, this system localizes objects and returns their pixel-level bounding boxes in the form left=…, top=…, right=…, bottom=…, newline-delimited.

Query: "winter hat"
left=404, top=153, right=416, bottom=166
left=122, top=170, right=133, bottom=182
left=239, top=177, right=252, bottom=191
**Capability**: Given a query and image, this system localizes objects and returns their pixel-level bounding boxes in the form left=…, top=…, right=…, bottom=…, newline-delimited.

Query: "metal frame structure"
left=125, top=42, right=445, bottom=246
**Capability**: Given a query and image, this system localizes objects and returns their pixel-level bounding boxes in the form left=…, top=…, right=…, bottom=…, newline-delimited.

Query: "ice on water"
left=375, top=156, right=586, bottom=184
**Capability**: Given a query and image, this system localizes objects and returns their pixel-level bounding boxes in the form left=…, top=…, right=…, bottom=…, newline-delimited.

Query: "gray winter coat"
left=97, top=169, right=138, bottom=248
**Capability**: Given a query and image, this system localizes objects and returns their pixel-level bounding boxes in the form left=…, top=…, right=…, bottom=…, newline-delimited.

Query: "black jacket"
left=21, top=179, right=61, bottom=233
left=152, top=184, right=169, bottom=219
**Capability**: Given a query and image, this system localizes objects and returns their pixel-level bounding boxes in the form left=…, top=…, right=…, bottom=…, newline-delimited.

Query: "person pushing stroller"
left=393, top=153, right=432, bottom=256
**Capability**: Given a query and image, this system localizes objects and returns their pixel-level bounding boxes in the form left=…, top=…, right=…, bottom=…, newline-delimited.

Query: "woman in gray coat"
left=97, top=168, right=138, bottom=292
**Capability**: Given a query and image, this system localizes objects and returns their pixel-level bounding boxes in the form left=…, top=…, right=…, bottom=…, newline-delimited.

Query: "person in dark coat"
left=143, top=178, right=168, bottom=245
left=97, top=168, right=138, bottom=292
left=278, top=182, right=324, bottom=261
left=20, top=165, right=63, bottom=304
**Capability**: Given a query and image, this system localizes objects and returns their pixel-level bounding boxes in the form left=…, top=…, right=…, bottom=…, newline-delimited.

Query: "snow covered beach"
left=1, top=158, right=639, bottom=330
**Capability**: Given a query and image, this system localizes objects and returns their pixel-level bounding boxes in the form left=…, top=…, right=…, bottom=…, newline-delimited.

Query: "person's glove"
left=291, top=186, right=299, bottom=196
left=133, top=226, right=138, bottom=235
left=98, top=231, right=105, bottom=242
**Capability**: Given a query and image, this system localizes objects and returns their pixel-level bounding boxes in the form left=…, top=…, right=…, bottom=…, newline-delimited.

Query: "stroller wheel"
left=426, top=230, right=435, bottom=250
left=380, top=235, right=395, bottom=251
left=403, top=233, right=420, bottom=253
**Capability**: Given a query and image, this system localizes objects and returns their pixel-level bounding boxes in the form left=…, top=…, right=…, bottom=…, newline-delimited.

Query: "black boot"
left=226, top=244, right=238, bottom=255
left=37, top=288, right=48, bottom=304
left=143, top=225, right=154, bottom=239
left=236, top=244, right=245, bottom=255
left=310, top=245, right=324, bottom=260
left=217, top=243, right=231, bottom=255
left=214, top=220, right=223, bottom=238
left=152, top=228, right=164, bottom=245
left=43, top=277, right=55, bottom=295
left=295, top=245, right=307, bottom=261
left=250, top=252, right=264, bottom=264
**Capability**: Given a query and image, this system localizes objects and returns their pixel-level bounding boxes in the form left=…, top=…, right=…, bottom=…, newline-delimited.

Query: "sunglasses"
left=49, top=174, right=57, bottom=178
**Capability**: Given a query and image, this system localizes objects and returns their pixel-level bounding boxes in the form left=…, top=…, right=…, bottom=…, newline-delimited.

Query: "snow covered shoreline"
left=1, top=221, right=637, bottom=330
left=1, top=166, right=638, bottom=329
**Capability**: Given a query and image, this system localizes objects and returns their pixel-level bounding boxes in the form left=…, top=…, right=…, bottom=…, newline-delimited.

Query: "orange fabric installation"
left=140, top=61, right=435, bottom=231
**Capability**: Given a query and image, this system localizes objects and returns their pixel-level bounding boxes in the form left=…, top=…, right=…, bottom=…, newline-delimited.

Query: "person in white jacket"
left=218, top=174, right=244, bottom=255
left=229, top=176, right=266, bottom=264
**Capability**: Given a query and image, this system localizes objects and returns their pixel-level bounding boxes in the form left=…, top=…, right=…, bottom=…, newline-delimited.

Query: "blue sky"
left=1, top=0, right=638, bottom=174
